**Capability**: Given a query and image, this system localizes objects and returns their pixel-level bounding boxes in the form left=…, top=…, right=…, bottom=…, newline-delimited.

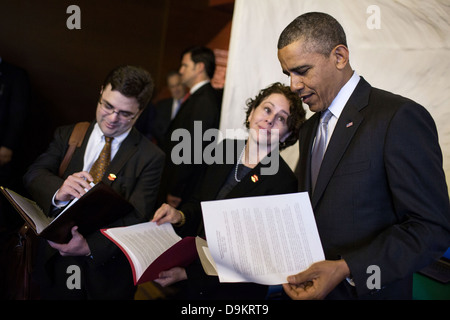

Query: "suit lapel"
left=169, top=83, right=211, bottom=125
left=298, top=113, right=320, bottom=194
left=226, top=164, right=265, bottom=198
left=103, top=127, right=140, bottom=186
left=311, top=77, right=371, bottom=207
left=206, top=139, right=266, bottom=199
left=226, top=155, right=276, bottom=198
left=169, top=98, right=189, bottom=127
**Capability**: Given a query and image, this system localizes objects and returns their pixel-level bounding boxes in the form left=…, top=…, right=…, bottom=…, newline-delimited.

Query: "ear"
left=133, top=108, right=144, bottom=122
left=246, top=108, right=255, bottom=127
left=332, top=45, right=349, bottom=70
left=194, top=61, right=205, bottom=74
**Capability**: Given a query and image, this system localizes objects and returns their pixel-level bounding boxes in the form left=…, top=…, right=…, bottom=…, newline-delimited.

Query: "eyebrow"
left=102, top=99, right=116, bottom=109
left=264, top=101, right=290, bottom=116
left=283, top=65, right=312, bottom=76
left=103, top=99, right=133, bottom=114
left=278, top=109, right=290, bottom=117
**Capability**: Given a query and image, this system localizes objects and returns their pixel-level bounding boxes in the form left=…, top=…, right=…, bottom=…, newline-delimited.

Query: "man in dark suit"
left=150, top=71, right=187, bottom=148
left=277, top=12, right=450, bottom=299
left=159, top=46, right=222, bottom=208
left=23, top=65, right=165, bottom=299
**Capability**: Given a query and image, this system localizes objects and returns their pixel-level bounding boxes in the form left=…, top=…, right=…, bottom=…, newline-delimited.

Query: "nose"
left=290, top=74, right=305, bottom=93
left=108, top=110, right=121, bottom=121
left=265, top=114, right=275, bottom=127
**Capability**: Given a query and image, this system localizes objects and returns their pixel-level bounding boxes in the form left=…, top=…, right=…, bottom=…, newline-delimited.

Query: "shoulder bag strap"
left=58, top=121, right=90, bottom=178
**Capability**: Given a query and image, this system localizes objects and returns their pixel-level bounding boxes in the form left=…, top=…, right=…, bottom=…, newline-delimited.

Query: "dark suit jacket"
left=176, top=139, right=298, bottom=299
left=150, top=98, right=174, bottom=148
left=24, top=122, right=165, bottom=299
left=134, top=102, right=156, bottom=142
left=297, top=77, right=450, bottom=299
left=160, top=82, right=221, bottom=205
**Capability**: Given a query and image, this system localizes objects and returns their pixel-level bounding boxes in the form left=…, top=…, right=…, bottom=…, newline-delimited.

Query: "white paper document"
left=102, top=222, right=181, bottom=281
left=200, top=192, right=324, bottom=285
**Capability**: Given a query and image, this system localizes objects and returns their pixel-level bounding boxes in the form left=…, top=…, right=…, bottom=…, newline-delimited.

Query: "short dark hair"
left=102, top=65, right=154, bottom=110
left=166, top=70, right=180, bottom=80
left=277, top=12, right=347, bottom=56
left=182, top=46, right=216, bottom=79
left=244, top=82, right=306, bottom=150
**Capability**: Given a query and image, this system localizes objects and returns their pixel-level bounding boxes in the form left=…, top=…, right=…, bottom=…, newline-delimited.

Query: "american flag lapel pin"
left=346, top=121, right=354, bottom=128
left=108, top=173, right=117, bottom=181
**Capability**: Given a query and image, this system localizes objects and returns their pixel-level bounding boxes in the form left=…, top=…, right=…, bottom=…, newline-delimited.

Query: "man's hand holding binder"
left=48, top=225, right=91, bottom=256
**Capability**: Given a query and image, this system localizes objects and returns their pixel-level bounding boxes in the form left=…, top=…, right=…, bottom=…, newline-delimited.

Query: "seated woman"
left=151, top=82, right=306, bottom=299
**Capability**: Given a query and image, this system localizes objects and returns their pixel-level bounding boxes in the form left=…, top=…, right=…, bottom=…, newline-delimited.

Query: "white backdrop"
left=219, top=0, right=450, bottom=190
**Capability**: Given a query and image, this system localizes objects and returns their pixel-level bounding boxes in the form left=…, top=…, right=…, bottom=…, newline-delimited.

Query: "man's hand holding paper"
left=283, top=259, right=351, bottom=300
left=200, top=192, right=325, bottom=285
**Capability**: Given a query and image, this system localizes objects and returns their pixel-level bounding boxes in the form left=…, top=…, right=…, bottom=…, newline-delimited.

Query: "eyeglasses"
left=98, top=98, right=138, bottom=121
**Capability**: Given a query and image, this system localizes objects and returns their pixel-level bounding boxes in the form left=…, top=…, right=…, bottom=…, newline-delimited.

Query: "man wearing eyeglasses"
left=24, top=65, right=165, bottom=299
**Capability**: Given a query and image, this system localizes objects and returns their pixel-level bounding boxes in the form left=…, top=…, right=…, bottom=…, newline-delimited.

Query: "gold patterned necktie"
left=89, top=136, right=113, bottom=184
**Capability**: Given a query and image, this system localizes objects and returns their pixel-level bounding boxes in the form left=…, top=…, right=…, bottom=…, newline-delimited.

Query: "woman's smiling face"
left=247, top=93, right=291, bottom=147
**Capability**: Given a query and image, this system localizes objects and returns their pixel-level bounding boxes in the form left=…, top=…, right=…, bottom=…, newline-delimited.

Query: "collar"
left=92, top=123, right=131, bottom=146
left=327, top=71, right=360, bottom=119
left=190, top=80, right=210, bottom=94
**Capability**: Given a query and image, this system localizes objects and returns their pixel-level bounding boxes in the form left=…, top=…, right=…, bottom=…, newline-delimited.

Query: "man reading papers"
left=23, top=66, right=164, bottom=300
left=201, top=192, right=324, bottom=285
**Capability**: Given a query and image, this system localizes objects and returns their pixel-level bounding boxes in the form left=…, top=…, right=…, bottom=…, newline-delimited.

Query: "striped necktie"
left=311, top=109, right=333, bottom=192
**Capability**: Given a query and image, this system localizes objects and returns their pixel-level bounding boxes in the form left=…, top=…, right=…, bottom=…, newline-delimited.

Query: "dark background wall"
left=0, top=0, right=233, bottom=170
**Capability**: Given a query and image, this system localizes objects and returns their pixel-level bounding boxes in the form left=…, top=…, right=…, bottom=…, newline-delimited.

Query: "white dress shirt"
left=189, top=80, right=209, bottom=95
left=52, top=123, right=130, bottom=208
left=315, top=71, right=361, bottom=150
left=82, top=123, right=130, bottom=172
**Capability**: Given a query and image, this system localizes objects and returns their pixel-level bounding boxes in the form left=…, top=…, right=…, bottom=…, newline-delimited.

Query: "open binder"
left=1, top=182, right=134, bottom=244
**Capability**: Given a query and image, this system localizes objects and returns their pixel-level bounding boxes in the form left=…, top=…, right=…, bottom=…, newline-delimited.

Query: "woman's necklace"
left=234, top=144, right=246, bottom=183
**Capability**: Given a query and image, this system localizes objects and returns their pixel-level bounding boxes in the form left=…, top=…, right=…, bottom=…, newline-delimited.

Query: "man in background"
left=158, top=46, right=222, bottom=208
left=151, top=71, right=188, bottom=149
